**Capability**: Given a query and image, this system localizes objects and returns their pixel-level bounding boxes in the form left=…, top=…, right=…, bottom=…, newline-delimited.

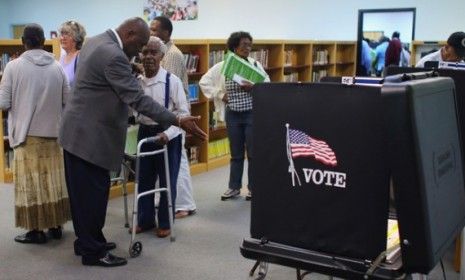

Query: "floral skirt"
left=14, top=136, right=71, bottom=230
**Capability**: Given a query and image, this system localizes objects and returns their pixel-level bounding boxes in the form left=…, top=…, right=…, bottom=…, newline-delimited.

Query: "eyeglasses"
left=238, top=41, right=252, bottom=49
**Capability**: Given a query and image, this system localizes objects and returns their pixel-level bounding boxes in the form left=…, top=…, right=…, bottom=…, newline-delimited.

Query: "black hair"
left=379, top=36, right=390, bottom=43
left=447, top=31, right=465, bottom=59
left=227, top=31, right=253, bottom=52
left=22, top=23, right=45, bottom=49
left=154, top=16, right=173, bottom=36
left=392, top=31, right=400, bottom=39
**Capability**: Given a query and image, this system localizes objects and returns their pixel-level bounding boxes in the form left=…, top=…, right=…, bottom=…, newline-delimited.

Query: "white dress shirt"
left=416, top=49, right=443, bottom=68
left=137, top=67, right=189, bottom=140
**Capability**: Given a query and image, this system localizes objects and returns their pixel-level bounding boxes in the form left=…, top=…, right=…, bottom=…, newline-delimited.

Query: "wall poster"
left=143, top=0, right=199, bottom=22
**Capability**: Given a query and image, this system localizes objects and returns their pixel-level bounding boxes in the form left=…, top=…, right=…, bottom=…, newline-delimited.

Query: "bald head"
left=116, top=17, right=150, bottom=58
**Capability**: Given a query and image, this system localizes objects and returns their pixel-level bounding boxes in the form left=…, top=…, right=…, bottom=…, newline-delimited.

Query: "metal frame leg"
left=249, top=260, right=268, bottom=280
left=121, top=162, right=130, bottom=228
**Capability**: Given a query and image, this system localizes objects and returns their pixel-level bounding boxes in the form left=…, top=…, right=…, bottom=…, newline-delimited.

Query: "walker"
left=128, top=135, right=176, bottom=257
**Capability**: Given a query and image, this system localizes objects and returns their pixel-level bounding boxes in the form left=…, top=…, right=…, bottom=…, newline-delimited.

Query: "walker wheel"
left=170, top=236, right=176, bottom=242
left=129, top=241, right=142, bottom=257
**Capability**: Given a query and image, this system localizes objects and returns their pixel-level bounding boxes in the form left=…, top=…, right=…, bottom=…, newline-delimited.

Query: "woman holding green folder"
left=200, top=31, right=270, bottom=201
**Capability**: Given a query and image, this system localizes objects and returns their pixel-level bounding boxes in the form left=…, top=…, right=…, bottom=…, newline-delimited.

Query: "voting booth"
left=240, top=77, right=465, bottom=279
left=385, top=65, right=465, bottom=162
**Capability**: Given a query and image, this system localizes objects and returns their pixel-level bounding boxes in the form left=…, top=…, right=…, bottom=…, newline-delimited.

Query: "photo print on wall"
left=143, top=0, right=198, bottom=22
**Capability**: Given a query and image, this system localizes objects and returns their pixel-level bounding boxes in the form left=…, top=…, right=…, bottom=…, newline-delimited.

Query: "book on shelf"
left=188, top=145, right=199, bottom=164
left=221, top=51, right=267, bottom=85
left=1, top=52, right=20, bottom=74
left=284, top=72, right=298, bottom=82
left=313, top=49, right=329, bottom=65
left=209, top=50, right=225, bottom=66
left=208, top=138, right=230, bottom=159
left=188, top=83, right=199, bottom=102
left=209, top=110, right=226, bottom=129
left=4, top=150, right=13, bottom=170
left=312, top=70, right=327, bottom=82
left=284, top=49, right=295, bottom=67
left=183, top=53, right=200, bottom=73
left=249, top=49, right=269, bottom=68
left=3, top=118, right=7, bottom=137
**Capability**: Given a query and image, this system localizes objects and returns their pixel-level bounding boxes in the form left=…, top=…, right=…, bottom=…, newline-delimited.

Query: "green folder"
left=125, top=125, right=139, bottom=155
left=220, top=52, right=267, bottom=84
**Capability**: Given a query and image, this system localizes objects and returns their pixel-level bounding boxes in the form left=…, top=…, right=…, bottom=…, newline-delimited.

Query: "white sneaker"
left=221, top=188, right=240, bottom=200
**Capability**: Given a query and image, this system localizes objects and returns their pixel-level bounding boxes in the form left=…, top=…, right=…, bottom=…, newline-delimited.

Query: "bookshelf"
left=171, top=39, right=356, bottom=173
left=311, top=41, right=336, bottom=82
left=174, top=40, right=209, bottom=175
left=0, top=39, right=357, bottom=181
left=252, top=40, right=284, bottom=82
left=283, top=41, right=312, bottom=82
left=0, top=39, right=60, bottom=183
left=411, top=40, right=446, bottom=66
left=335, top=42, right=357, bottom=76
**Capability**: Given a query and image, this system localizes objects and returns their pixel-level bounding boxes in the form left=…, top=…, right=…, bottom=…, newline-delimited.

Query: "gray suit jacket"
left=59, top=30, right=177, bottom=171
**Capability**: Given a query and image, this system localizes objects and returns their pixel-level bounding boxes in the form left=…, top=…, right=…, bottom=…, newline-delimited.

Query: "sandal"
left=175, top=209, right=197, bottom=219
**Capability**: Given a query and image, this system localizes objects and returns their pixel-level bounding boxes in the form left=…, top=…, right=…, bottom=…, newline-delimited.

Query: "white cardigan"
left=199, top=57, right=269, bottom=122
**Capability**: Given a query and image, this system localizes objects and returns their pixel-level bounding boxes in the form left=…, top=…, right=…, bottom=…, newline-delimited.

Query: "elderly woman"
left=58, top=20, right=86, bottom=87
left=132, top=36, right=189, bottom=238
left=199, top=31, right=270, bottom=201
left=0, top=24, right=70, bottom=244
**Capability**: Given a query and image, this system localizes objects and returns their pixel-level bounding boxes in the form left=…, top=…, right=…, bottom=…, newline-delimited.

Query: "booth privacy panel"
left=250, top=83, right=390, bottom=260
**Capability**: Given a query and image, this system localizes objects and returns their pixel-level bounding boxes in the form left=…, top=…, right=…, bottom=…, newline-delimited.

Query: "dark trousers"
left=63, top=150, right=110, bottom=261
left=225, top=108, right=253, bottom=190
left=137, top=124, right=182, bottom=229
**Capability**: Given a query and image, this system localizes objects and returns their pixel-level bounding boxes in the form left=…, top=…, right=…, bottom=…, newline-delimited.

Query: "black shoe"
left=14, top=230, right=47, bottom=244
left=74, top=242, right=117, bottom=256
left=82, top=252, right=127, bottom=267
left=48, top=226, right=62, bottom=240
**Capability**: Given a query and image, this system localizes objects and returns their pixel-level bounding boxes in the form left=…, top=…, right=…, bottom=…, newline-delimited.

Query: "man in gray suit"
left=59, top=17, right=206, bottom=267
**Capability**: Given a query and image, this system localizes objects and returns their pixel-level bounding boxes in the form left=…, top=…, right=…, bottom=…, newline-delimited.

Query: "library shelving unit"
left=252, top=40, right=285, bottom=82
left=0, top=39, right=60, bottom=183
left=410, top=40, right=446, bottom=66
left=174, top=40, right=209, bottom=175
left=283, top=41, right=312, bottom=82
left=311, top=41, right=336, bottom=82
left=335, top=41, right=357, bottom=76
left=0, top=39, right=357, bottom=181
left=203, top=39, right=230, bottom=170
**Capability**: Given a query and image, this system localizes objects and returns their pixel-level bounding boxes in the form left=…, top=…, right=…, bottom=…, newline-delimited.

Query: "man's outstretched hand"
left=178, top=115, right=207, bottom=141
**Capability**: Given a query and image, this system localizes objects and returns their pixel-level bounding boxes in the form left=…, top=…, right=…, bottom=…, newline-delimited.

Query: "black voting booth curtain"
left=251, top=83, right=390, bottom=260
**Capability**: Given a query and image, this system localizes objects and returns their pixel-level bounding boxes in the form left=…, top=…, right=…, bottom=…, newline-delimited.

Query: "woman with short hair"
left=58, top=20, right=86, bottom=87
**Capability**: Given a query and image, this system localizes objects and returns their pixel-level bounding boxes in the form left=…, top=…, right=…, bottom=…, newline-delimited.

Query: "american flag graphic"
left=288, top=129, right=337, bottom=167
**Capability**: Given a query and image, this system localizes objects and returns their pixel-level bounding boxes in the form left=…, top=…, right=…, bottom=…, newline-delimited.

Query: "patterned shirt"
left=225, top=78, right=252, bottom=112
left=161, top=41, right=188, bottom=95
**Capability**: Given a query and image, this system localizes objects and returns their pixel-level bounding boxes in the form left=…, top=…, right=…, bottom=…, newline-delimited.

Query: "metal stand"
left=249, top=261, right=268, bottom=280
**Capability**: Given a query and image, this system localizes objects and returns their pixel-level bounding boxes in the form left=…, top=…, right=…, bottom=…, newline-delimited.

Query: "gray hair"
left=58, top=20, right=87, bottom=50
left=147, top=36, right=167, bottom=55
